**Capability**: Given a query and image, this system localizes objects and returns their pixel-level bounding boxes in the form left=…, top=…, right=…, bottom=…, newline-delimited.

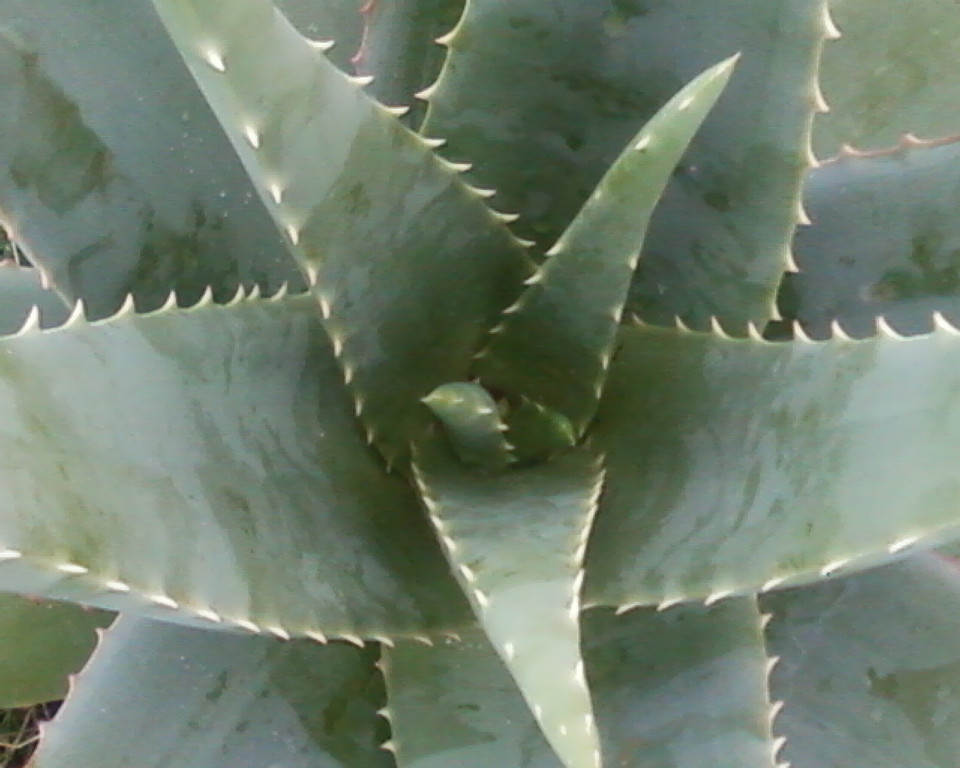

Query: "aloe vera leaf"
left=814, top=0, right=960, bottom=159
left=475, top=59, right=735, bottom=433
left=383, top=601, right=780, bottom=768
left=763, top=556, right=960, bottom=768
left=0, top=291, right=469, bottom=641
left=0, top=261, right=68, bottom=333
left=0, top=594, right=112, bottom=708
left=421, top=0, right=829, bottom=329
left=31, top=615, right=390, bottom=768
left=411, top=437, right=604, bottom=768
left=422, top=382, right=512, bottom=471
left=586, top=321, right=960, bottom=611
left=501, top=396, right=577, bottom=466
left=150, top=0, right=531, bottom=464
left=276, top=0, right=363, bottom=73
left=781, top=136, right=960, bottom=339
left=0, top=0, right=301, bottom=319
left=355, top=0, right=464, bottom=126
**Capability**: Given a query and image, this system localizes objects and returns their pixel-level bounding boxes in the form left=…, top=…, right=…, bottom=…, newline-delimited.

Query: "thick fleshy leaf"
left=475, top=58, right=735, bottom=432
left=32, top=616, right=390, bottom=768
left=764, top=555, right=960, bottom=768
left=814, top=0, right=960, bottom=158
left=586, top=321, right=960, bottom=611
left=383, top=601, right=779, bottom=768
left=421, top=0, right=830, bottom=328
left=0, top=292, right=468, bottom=641
left=422, top=382, right=512, bottom=471
left=412, top=438, right=604, bottom=768
left=0, top=594, right=112, bottom=708
left=356, top=0, right=463, bottom=125
left=0, top=0, right=300, bottom=318
left=150, top=0, right=531, bottom=462
left=0, top=261, right=68, bottom=333
left=276, top=0, right=363, bottom=73
left=783, top=136, right=960, bottom=338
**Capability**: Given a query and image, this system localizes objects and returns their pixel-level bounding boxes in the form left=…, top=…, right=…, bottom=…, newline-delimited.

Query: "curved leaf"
left=150, top=0, right=531, bottom=462
left=784, top=136, right=960, bottom=338
left=0, top=0, right=301, bottom=318
left=32, top=616, right=390, bottom=768
left=0, top=593, right=112, bottom=708
left=412, top=438, right=604, bottom=768
left=421, top=0, right=829, bottom=328
left=586, top=321, right=960, bottom=610
left=0, top=293, right=468, bottom=641
left=764, top=555, right=960, bottom=768
left=475, top=57, right=736, bottom=432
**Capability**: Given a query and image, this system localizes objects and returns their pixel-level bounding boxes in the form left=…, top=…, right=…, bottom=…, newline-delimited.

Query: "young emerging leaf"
left=475, top=57, right=737, bottom=434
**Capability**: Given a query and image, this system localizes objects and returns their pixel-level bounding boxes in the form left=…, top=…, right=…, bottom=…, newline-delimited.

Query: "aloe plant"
left=0, top=1, right=959, bottom=767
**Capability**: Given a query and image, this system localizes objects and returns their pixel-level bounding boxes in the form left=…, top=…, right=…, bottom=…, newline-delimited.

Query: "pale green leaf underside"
left=151, top=0, right=531, bottom=461
left=422, top=0, right=825, bottom=328
left=32, top=616, right=390, bottom=768
left=0, top=261, right=68, bottom=333
left=413, top=438, right=603, bottom=768
left=0, top=0, right=301, bottom=318
left=764, top=555, right=960, bottom=768
left=784, top=137, right=960, bottom=338
left=586, top=322, right=960, bottom=609
left=0, top=294, right=468, bottom=640
left=0, top=593, right=112, bottom=708
left=384, top=601, right=777, bottom=768
left=475, top=58, right=735, bottom=432
left=814, top=0, right=960, bottom=158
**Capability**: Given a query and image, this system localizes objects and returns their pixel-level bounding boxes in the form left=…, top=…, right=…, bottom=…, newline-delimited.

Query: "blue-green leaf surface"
left=586, top=321, right=960, bottom=610
left=276, top=0, right=363, bottom=73
left=814, top=0, right=960, bottom=158
left=0, top=261, right=68, bottom=333
left=150, top=0, right=531, bottom=462
left=32, top=616, right=391, bottom=768
left=0, top=0, right=301, bottom=318
left=0, top=292, right=468, bottom=641
left=784, top=136, right=960, bottom=338
left=356, top=0, right=463, bottom=124
left=422, top=0, right=829, bottom=329
left=383, top=601, right=779, bottom=768
left=412, top=438, right=604, bottom=768
left=764, top=555, right=960, bottom=768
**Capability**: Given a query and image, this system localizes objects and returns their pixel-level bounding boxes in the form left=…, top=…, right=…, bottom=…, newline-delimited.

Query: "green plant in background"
left=0, top=0, right=960, bottom=766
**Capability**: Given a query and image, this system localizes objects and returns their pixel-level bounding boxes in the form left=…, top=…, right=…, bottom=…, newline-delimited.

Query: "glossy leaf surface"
left=785, top=137, right=960, bottom=338
left=475, top=58, right=735, bottom=432
left=383, top=601, right=778, bottom=768
left=764, top=556, right=960, bottom=768
left=0, top=0, right=300, bottom=318
left=32, top=616, right=390, bottom=768
left=586, top=322, right=960, bottom=609
left=422, top=0, right=827, bottom=328
left=0, top=293, right=468, bottom=640
left=422, top=382, right=512, bottom=471
left=0, top=594, right=112, bottom=708
left=413, top=438, right=603, bottom=768
left=151, top=0, right=531, bottom=461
